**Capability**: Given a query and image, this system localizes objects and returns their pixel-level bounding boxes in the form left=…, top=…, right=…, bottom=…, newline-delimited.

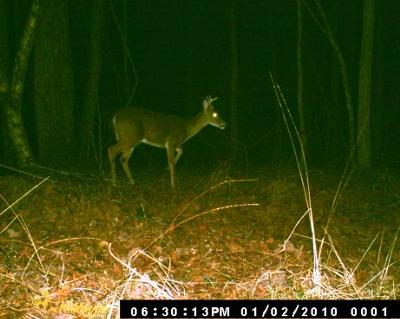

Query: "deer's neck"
left=185, top=112, right=207, bottom=142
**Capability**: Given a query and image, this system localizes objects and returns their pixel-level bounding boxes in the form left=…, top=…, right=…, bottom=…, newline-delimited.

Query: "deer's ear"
left=203, top=99, right=209, bottom=110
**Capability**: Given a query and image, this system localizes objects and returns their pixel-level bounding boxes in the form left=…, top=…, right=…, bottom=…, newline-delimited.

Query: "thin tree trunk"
left=374, top=3, right=384, bottom=161
left=229, top=0, right=238, bottom=155
left=123, top=0, right=129, bottom=101
left=329, top=38, right=355, bottom=148
left=4, top=0, right=41, bottom=165
left=0, top=0, right=9, bottom=101
left=304, top=0, right=355, bottom=150
left=0, top=0, right=10, bottom=162
left=269, top=18, right=282, bottom=161
left=79, top=0, right=105, bottom=164
left=184, top=1, right=194, bottom=113
left=297, top=0, right=306, bottom=149
left=34, top=0, right=75, bottom=167
left=329, top=39, right=340, bottom=156
left=357, top=0, right=375, bottom=168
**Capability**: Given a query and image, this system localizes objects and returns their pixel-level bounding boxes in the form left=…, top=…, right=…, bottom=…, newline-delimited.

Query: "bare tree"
left=357, top=0, right=375, bottom=168
left=0, top=0, right=10, bottom=162
left=34, top=0, right=75, bottom=166
left=229, top=0, right=239, bottom=155
left=3, top=0, right=41, bottom=166
left=303, top=0, right=355, bottom=150
left=79, top=0, right=105, bottom=164
left=297, top=0, right=306, bottom=148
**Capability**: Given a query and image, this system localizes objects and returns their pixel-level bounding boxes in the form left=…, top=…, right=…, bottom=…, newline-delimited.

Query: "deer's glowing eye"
left=213, top=112, right=218, bottom=118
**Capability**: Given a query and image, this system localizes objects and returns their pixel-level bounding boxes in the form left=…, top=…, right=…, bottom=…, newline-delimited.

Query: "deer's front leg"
left=120, top=146, right=135, bottom=184
left=166, top=145, right=176, bottom=188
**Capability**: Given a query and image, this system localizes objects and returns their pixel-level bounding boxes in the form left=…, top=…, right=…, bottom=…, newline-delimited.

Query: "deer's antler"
left=206, top=96, right=218, bottom=104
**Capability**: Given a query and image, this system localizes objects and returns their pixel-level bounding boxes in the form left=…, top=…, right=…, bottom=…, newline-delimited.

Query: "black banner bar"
left=120, top=300, right=400, bottom=318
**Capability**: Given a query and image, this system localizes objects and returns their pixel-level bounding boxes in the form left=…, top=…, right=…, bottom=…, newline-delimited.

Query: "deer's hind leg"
left=166, top=144, right=177, bottom=188
left=120, top=145, right=135, bottom=184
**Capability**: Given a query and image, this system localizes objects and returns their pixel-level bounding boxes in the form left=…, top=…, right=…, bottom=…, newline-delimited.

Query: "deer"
left=107, top=96, right=226, bottom=188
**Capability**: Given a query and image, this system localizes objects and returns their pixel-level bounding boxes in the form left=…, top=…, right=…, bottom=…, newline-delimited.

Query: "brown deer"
left=108, top=96, right=226, bottom=188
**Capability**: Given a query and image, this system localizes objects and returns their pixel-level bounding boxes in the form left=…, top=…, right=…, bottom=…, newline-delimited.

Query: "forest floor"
left=0, top=164, right=399, bottom=318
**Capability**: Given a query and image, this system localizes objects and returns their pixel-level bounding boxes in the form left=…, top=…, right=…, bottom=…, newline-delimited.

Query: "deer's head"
left=202, top=96, right=226, bottom=130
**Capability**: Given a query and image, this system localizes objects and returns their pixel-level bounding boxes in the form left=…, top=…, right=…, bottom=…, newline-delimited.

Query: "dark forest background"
left=0, top=0, right=399, bottom=176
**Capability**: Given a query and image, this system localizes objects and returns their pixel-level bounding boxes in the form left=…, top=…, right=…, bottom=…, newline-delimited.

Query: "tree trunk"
left=374, top=2, right=384, bottom=162
left=296, top=0, right=306, bottom=149
left=229, top=0, right=239, bottom=156
left=123, top=0, right=130, bottom=102
left=79, top=0, right=105, bottom=165
left=357, top=0, right=375, bottom=168
left=3, top=0, right=41, bottom=166
left=268, top=19, right=282, bottom=161
left=0, top=0, right=11, bottom=163
left=304, top=0, right=355, bottom=150
left=34, top=0, right=75, bottom=167
left=184, top=2, right=194, bottom=114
